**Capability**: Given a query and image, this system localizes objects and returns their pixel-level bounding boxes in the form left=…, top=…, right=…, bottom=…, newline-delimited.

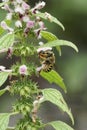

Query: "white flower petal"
left=22, top=15, right=30, bottom=22
left=6, top=13, right=12, bottom=20
left=15, top=20, right=22, bottom=27
left=37, top=47, right=52, bottom=53
left=15, top=5, right=25, bottom=14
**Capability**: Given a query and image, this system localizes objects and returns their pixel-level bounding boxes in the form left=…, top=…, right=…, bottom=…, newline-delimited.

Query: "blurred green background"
left=0, top=0, right=87, bottom=130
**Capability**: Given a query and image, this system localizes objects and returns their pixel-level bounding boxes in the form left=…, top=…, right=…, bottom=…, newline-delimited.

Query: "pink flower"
left=19, top=65, right=27, bottom=75
left=22, top=1, right=30, bottom=11
left=2, top=4, right=12, bottom=12
left=1, top=21, right=8, bottom=30
left=26, top=21, right=35, bottom=28
left=0, top=21, right=14, bottom=32
left=38, top=21, right=46, bottom=30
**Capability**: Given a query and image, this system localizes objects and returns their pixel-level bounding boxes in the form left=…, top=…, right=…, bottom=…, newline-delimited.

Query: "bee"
left=38, top=48, right=55, bottom=72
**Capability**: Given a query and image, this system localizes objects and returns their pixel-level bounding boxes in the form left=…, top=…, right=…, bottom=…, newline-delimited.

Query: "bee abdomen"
left=42, top=64, right=53, bottom=72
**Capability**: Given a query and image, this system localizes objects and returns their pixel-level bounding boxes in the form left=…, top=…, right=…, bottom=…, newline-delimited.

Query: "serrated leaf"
left=40, top=70, right=67, bottom=93
left=0, top=88, right=7, bottom=96
left=48, top=121, right=74, bottom=130
left=35, top=12, right=65, bottom=31
left=42, top=39, right=78, bottom=52
left=0, top=113, right=11, bottom=130
left=40, top=31, right=61, bottom=56
left=0, top=72, right=9, bottom=87
left=42, top=88, right=74, bottom=124
left=0, top=33, right=14, bottom=51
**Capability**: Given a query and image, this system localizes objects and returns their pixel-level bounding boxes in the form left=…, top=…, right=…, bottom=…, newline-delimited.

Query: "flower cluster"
left=1, top=0, right=46, bottom=38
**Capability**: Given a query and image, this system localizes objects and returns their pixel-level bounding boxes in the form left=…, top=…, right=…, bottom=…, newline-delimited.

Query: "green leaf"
left=0, top=33, right=14, bottom=51
left=0, top=113, right=11, bottom=130
left=0, top=72, right=9, bottom=87
left=0, top=2, right=7, bottom=7
left=41, top=31, right=58, bottom=41
left=35, top=12, right=65, bottom=31
left=0, top=88, right=7, bottom=96
left=48, top=121, right=74, bottom=130
left=0, top=27, right=4, bottom=36
left=40, top=70, right=67, bottom=93
left=42, top=39, right=78, bottom=52
left=40, top=31, right=61, bottom=56
left=42, top=88, right=74, bottom=124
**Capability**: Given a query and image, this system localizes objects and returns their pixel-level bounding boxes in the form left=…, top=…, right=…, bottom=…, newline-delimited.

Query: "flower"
left=33, top=1, right=46, bottom=11
left=38, top=21, right=46, bottom=30
left=26, top=20, right=35, bottom=28
left=22, top=15, right=30, bottom=22
left=22, top=1, right=30, bottom=11
left=45, top=12, right=52, bottom=21
left=0, top=21, right=14, bottom=32
left=1, top=21, right=8, bottom=30
left=14, top=5, right=25, bottom=14
left=38, top=41, right=44, bottom=46
left=6, top=13, right=12, bottom=20
left=0, top=65, right=12, bottom=72
left=36, top=66, right=43, bottom=72
left=19, top=65, right=27, bottom=75
left=37, top=47, right=52, bottom=53
left=2, top=4, right=12, bottom=12
left=2, top=0, right=9, bottom=2
left=16, top=0, right=23, bottom=4
left=15, top=20, right=22, bottom=27
left=0, top=66, right=6, bottom=71
left=34, top=28, right=41, bottom=39
left=7, top=47, right=13, bottom=58
left=24, top=27, right=30, bottom=37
